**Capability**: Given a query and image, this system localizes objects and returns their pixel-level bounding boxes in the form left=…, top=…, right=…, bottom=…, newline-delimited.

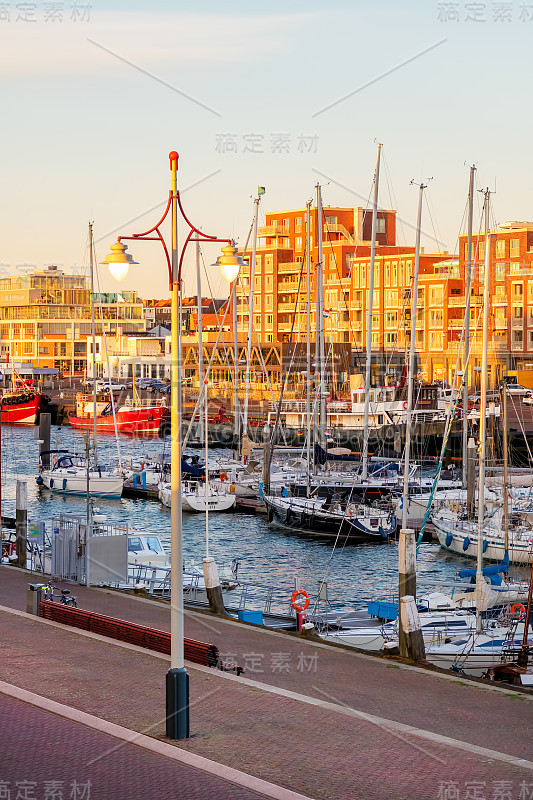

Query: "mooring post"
left=38, top=413, right=51, bottom=469
left=398, top=527, right=425, bottom=659
left=399, top=596, right=426, bottom=661
left=16, top=479, right=28, bottom=569
left=202, top=556, right=227, bottom=615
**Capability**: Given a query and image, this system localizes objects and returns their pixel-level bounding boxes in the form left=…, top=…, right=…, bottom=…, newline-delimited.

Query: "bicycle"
left=42, top=583, right=77, bottom=607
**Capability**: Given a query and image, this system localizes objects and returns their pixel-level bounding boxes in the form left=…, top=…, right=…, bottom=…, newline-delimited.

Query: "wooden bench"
left=39, top=601, right=242, bottom=674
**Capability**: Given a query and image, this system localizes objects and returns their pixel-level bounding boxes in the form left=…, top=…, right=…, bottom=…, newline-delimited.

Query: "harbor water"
left=1, top=425, right=523, bottom=613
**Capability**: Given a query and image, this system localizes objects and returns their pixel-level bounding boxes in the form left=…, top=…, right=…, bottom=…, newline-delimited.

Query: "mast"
left=196, top=240, right=204, bottom=443
left=315, top=184, right=325, bottom=448
left=362, top=143, right=382, bottom=480
left=502, top=383, right=509, bottom=554
left=233, top=276, right=240, bottom=459
left=476, top=189, right=491, bottom=634
left=89, top=222, right=97, bottom=466
left=401, top=182, right=426, bottom=530
left=462, top=165, right=476, bottom=488
left=243, top=195, right=260, bottom=437
left=305, top=200, right=312, bottom=494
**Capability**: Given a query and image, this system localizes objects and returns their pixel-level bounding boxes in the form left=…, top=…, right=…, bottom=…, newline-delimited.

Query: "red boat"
left=1, top=391, right=43, bottom=425
left=68, top=393, right=168, bottom=436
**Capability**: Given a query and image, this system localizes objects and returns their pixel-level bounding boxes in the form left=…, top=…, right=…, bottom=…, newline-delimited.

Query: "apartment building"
left=0, top=266, right=145, bottom=376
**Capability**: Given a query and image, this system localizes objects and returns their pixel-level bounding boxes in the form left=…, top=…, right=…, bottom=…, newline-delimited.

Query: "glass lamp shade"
left=212, top=243, right=243, bottom=283
left=109, top=262, right=130, bottom=281
left=100, top=239, right=138, bottom=282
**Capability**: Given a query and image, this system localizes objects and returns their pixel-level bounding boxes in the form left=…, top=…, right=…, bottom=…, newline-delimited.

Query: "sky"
left=1, top=0, right=531, bottom=299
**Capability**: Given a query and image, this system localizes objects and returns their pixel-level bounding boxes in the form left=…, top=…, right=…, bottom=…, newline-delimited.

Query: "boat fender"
left=291, top=589, right=310, bottom=612
left=36, top=476, right=43, bottom=485
left=451, top=502, right=460, bottom=513
left=462, top=536, right=470, bottom=551
left=229, top=484, right=235, bottom=493
left=267, top=507, right=274, bottom=523
left=50, top=479, right=54, bottom=488
left=482, top=539, right=488, bottom=553
left=62, top=479, right=67, bottom=490
left=379, top=525, right=387, bottom=539
left=220, top=472, right=228, bottom=482
left=403, top=401, right=408, bottom=410
left=445, top=532, right=453, bottom=547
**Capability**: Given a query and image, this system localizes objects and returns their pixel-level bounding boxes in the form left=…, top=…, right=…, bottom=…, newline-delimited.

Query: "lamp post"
left=101, top=151, right=242, bottom=740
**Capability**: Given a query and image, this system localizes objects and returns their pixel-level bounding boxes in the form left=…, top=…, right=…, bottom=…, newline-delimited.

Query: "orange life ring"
left=510, top=603, right=526, bottom=615
left=403, top=401, right=408, bottom=410
left=220, top=472, right=229, bottom=482
left=291, top=589, right=310, bottom=612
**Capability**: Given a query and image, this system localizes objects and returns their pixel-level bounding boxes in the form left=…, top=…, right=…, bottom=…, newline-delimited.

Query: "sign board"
left=28, top=522, right=44, bottom=541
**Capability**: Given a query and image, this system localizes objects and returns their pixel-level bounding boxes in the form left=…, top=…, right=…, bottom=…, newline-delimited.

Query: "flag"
left=258, top=186, right=266, bottom=196
left=323, top=308, right=330, bottom=319
left=117, top=293, right=126, bottom=303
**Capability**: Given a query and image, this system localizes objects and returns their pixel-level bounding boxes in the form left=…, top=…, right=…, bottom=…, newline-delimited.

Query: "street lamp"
left=101, top=150, right=240, bottom=740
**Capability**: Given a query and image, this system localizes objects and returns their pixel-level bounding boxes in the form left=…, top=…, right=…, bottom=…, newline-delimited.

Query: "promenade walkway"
left=1, top=565, right=532, bottom=800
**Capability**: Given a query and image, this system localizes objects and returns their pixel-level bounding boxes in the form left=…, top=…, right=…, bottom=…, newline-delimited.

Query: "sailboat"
left=424, top=189, right=533, bottom=673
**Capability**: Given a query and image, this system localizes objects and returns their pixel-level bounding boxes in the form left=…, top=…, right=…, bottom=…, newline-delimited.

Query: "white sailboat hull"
left=434, top=519, right=533, bottom=565
left=41, top=469, right=123, bottom=498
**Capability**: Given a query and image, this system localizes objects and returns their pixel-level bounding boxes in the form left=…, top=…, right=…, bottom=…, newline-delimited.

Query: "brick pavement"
left=2, top=565, right=532, bottom=760
left=0, top=693, right=276, bottom=800
left=2, top=566, right=533, bottom=799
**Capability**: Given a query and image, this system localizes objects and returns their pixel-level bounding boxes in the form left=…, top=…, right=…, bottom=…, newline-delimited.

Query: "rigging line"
left=182, top=282, right=235, bottom=448
left=239, top=287, right=287, bottom=440
left=416, top=267, right=487, bottom=545
left=268, top=248, right=307, bottom=453
left=92, top=239, right=122, bottom=470
left=320, top=179, right=374, bottom=402
left=424, top=188, right=445, bottom=255
left=507, top=391, right=533, bottom=465
left=382, top=150, right=406, bottom=248
left=198, top=245, right=234, bottom=387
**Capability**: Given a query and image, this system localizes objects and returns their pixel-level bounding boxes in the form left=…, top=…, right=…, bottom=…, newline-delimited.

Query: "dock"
left=1, top=564, right=532, bottom=800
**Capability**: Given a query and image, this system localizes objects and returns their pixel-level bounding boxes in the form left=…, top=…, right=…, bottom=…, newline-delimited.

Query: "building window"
left=513, top=330, right=523, bottom=346
left=295, top=217, right=302, bottom=231
left=514, top=306, right=523, bottom=319
left=513, top=283, right=524, bottom=298
left=510, top=238, right=520, bottom=258
left=282, top=219, right=290, bottom=231
left=295, top=237, right=303, bottom=251
left=496, top=263, right=506, bottom=282
left=496, top=240, right=506, bottom=259
left=376, top=218, right=386, bottom=234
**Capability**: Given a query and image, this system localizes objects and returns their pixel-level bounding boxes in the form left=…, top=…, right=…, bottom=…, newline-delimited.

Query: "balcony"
left=278, top=282, right=306, bottom=294
left=493, top=295, right=508, bottom=305
left=278, top=262, right=302, bottom=274
left=258, top=225, right=285, bottom=237
left=448, top=319, right=464, bottom=329
left=448, top=295, right=483, bottom=307
left=494, top=319, right=508, bottom=329
left=277, top=302, right=307, bottom=312
left=323, top=223, right=355, bottom=245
